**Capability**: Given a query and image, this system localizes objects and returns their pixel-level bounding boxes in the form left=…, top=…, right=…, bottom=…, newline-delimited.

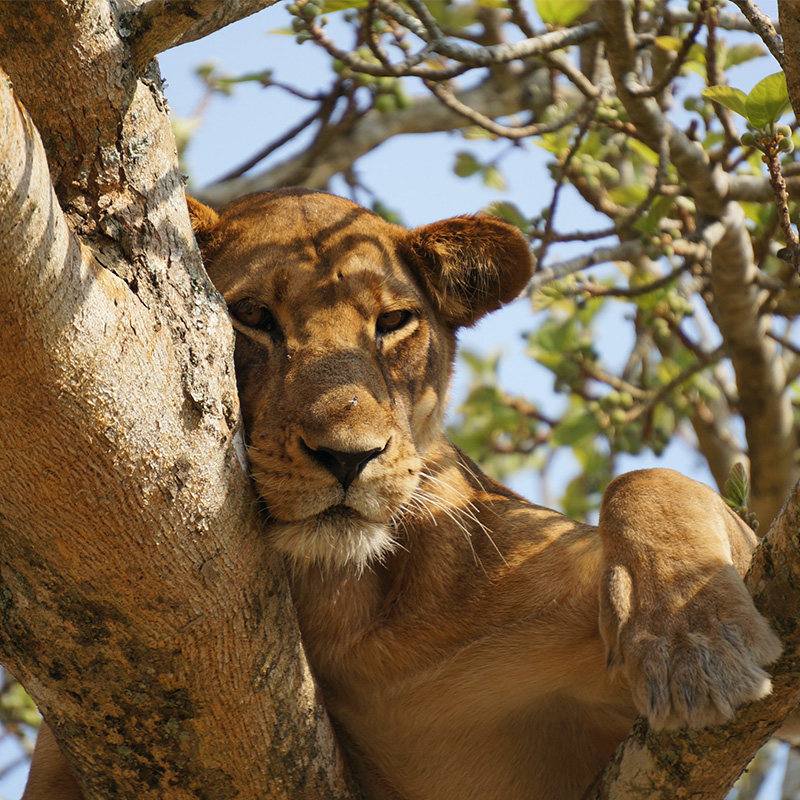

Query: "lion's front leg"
left=598, top=468, right=781, bottom=731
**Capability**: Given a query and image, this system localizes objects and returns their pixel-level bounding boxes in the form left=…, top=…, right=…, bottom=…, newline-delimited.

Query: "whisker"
left=417, top=466, right=508, bottom=568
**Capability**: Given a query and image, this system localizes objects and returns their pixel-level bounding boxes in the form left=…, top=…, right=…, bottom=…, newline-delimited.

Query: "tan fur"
left=22, top=722, right=82, bottom=800
left=25, top=190, right=782, bottom=800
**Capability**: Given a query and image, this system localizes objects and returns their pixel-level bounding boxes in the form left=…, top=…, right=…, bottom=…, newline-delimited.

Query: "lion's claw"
left=601, top=564, right=781, bottom=730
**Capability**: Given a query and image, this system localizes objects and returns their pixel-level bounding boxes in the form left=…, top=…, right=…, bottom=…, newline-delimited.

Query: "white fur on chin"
left=270, top=513, right=398, bottom=572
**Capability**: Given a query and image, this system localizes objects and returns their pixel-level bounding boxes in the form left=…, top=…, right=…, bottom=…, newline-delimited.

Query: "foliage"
left=724, top=461, right=759, bottom=532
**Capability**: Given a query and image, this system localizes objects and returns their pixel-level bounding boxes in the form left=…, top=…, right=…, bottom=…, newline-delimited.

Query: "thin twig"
left=618, top=126, right=671, bottom=233
left=627, top=345, right=726, bottom=422
left=576, top=358, right=651, bottom=400
left=363, top=0, right=394, bottom=67
left=305, top=2, right=602, bottom=78
left=214, top=105, right=324, bottom=182
left=763, top=138, right=800, bottom=273
left=767, top=329, right=800, bottom=359
left=568, top=263, right=690, bottom=299
left=530, top=225, right=618, bottom=243
left=536, top=100, right=598, bottom=265
left=423, top=81, right=592, bottom=139
left=627, top=8, right=704, bottom=98
left=704, top=1, right=741, bottom=147
left=664, top=6, right=780, bottom=33
left=528, top=240, right=646, bottom=292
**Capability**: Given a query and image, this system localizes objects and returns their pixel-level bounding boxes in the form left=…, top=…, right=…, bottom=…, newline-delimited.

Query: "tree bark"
left=0, top=3, right=358, bottom=798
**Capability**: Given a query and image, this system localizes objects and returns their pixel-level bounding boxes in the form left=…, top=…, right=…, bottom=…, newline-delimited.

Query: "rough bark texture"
left=780, top=0, right=800, bottom=123
left=123, top=0, right=281, bottom=69
left=0, top=2, right=358, bottom=798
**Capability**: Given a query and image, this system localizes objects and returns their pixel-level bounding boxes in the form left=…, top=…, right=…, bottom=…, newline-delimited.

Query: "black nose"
left=302, top=441, right=385, bottom=491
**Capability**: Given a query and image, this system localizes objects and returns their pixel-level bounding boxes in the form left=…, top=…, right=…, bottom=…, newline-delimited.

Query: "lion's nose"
left=302, top=441, right=386, bottom=491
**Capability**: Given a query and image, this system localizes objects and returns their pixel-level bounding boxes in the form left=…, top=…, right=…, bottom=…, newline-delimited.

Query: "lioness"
left=25, top=189, right=781, bottom=800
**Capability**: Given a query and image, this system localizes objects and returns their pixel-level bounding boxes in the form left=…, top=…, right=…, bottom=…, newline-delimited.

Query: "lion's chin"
left=270, top=506, right=398, bottom=572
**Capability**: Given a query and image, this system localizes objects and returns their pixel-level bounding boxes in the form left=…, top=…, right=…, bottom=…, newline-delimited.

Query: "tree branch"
left=727, top=174, right=800, bottom=203
left=423, top=79, right=592, bottom=139
left=779, top=0, right=800, bottom=123
left=729, top=0, right=784, bottom=66
left=601, top=0, right=797, bottom=527
left=528, top=241, right=647, bottom=292
left=123, top=0, right=281, bottom=69
left=195, top=67, right=580, bottom=204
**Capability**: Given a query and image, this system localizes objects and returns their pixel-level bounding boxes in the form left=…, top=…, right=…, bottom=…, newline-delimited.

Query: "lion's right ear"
left=186, top=195, right=220, bottom=256
left=402, top=215, right=533, bottom=329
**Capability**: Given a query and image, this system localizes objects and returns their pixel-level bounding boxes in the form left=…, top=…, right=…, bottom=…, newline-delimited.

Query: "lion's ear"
left=403, top=215, right=533, bottom=328
left=186, top=195, right=220, bottom=256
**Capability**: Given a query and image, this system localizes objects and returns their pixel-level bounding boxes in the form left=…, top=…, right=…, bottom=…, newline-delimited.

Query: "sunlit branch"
left=728, top=0, right=784, bottom=65
left=125, top=0, right=280, bottom=67
left=528, top=240, right=646, bottom=292
left=423, top=80, right=592, bottom=139
left=567, top=263, right=691, bottom=299
left=305, top=3, right=601, bottom=79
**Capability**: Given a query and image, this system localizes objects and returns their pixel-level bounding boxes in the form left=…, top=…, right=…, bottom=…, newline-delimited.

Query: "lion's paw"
left=601, top=564, right=782, bottom=731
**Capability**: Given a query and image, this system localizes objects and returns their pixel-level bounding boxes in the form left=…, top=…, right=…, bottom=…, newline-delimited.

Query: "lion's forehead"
left=215, top=236, right=424, bottom=335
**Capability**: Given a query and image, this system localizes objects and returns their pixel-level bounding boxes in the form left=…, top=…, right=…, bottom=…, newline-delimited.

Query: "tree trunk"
left=0, top=2, right=358, bottom=798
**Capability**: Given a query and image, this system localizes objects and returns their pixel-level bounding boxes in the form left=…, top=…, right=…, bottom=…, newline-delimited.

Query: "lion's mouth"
left=269, top=504, right=399, bottom=570
left=281, top=501, right=389, bottom=527
left=317, top=504, right=366, bottom=522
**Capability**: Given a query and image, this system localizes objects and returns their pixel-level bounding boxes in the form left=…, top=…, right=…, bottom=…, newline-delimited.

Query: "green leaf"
left=319, top=0, right=367, bottom=11
left=454, top=152, right=482, bottom=178
left=654, top=36, right=682, bottom=52
left=633, top=195, right=674, bottom=235
left=724, top=462, right=750, bottom=510
left=700, top=86, right=748, bottom=118
left=372, top=201, right=403, bottom=225
left=744, top=72, right=791, bottom=128
left=484, top=201, right=532, bottom=234
left=534, top=0, right=591, bottom=25
left=608, top=184, right=647, bottom=206
left=626, top=139, right=660, bottom=166
left=551, top=412, right=600, bottom=447
left=723, top=43, right=766, bottom=70
left=482, top=165, right=507, bottom=191
left=423, top=0, right=477, bottom=28
left=462, top=125, right=497, bottom=140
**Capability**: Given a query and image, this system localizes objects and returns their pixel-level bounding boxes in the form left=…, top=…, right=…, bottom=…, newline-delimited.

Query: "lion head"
left=189, top=189, right=532, bottom=571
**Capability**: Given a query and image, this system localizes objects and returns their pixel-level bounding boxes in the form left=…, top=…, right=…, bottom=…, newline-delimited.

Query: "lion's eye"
left=377, top=309, right=413, bottom=334
left=229, top=299, right=275, bottom=332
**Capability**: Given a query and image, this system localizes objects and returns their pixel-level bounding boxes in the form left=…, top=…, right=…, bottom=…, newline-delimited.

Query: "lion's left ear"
left=402, top=215, right=533, bottom=328
left=186, top=194, right=221, bottom=258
